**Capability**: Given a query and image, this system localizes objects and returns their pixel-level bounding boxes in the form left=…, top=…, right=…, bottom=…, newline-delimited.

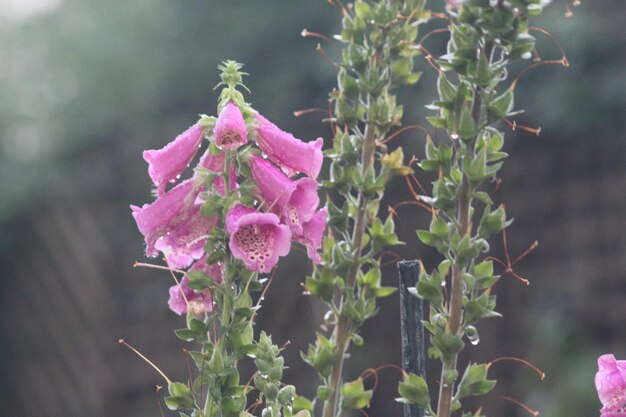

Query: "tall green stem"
left=204, top=149, right=234, bottom=417
left=322, top=106, right=377, bottom=417
left=435, top=40, right=493, bottom=417
left=435, top=177, right=471, bottom=417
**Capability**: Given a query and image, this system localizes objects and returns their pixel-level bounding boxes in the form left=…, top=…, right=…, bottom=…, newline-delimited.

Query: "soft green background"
left=0, top=1, right=624, bottom=416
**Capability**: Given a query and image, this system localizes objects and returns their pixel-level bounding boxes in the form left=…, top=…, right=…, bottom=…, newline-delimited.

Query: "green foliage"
left=340, top=378, right=373, bottom=411
left=304, top=2, right=430, bottom=416
left=397, top=373, right=431, bottom=408
left=411, top=0, right=557, bottom=416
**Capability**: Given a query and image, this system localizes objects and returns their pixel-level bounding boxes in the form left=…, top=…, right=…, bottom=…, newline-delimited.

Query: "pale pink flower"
left=596, top=354, right=626, bottom=412
left=295, top=208, right=327, bottom=264
left=168, top=258, right=222, bottom=315
left=215, top=102, right=248, bottom=150
left=255, top=114, right=324, bottom=178
left=225, top=204, right=291, bottom=273
left=250, top=155, right=319, bottom=234
left=602, top=413, right=626, bottom=417
left=143, top=124, right=204, bottom=195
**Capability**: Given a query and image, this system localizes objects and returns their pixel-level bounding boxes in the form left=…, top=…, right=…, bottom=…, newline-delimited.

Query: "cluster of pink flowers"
left=596, top=354, right=626, bottom=417
left=131, top=101, right=326, bottom=315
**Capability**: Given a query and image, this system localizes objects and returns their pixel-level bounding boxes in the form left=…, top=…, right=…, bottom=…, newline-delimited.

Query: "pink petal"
left=167, top=271, right=215, bottom=316
left=596, top=354, right=626, bottom=412
left=143, top=124, right=204, bottom=195
left=226, top=204, right=292, bottom=273
left=199, top=150, right=225, bottom=172
left=215, top=102, right=248, bottom=150
left=255, top=114, right=324, bottom=178
left=285, top=178, right=319, bottom=235
left=295, top=208, right=327, bottom=264
left=251, top=155, right=297, bottom=210
left=131, top=180, right=197, bottom=257
left=154, top=205, right=217, bottom=269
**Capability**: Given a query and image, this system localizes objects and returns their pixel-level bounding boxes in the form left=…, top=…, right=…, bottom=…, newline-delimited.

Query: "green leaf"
left=457, top=363, right=497, bottom=398
left=174, top=328, right=197, bottom=341
left=458, top=107, right=477, bottom=139
left=293, top=396, right=314, bottom=413
left=397, top=372, right=430, bottom=407
left=165, top=382, right=195, bottom=410
left=186, top=270, right=216, bottom=290
left=341, top=378, right=373, bottom=411
left=374, top=286, right=397, bottom=297
left=426, top=116, right=447, bottom=129
left=417, top=230, right=437, bottom=246
left=437, top=75, right=457, bottom=102
left=488, top=88, right=514, bottom=119
left=477, top=204, right=510, bottom=238
left=475, top=51, right=491, bottom=86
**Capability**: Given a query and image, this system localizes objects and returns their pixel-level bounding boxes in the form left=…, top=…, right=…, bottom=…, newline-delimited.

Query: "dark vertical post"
left=398, top=260, right=426, bottom=417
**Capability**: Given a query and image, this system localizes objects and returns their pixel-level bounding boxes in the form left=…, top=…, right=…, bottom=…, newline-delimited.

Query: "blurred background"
left=0, top=0, right=624, bottom=416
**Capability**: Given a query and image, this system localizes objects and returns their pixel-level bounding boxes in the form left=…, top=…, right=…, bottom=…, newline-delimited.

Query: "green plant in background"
left=301, top=1, right=430, bottom=417
left=396, top=1, right=560, bottom=416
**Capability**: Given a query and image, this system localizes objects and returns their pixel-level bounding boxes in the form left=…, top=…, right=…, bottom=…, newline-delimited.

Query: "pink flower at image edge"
left=596, top=354, right=626, bottom=413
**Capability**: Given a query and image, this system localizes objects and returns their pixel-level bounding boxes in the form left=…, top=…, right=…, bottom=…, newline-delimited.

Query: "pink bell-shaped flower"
left=168, top=258, right=222, bottom=315
left=154, top=201, right=217, bottom=269
left=254, top=114, right=324, bottom=178
left=143, top=124, right=204, bottom=195
left=131, top=179, right=200, bottom=258
left=596, top=354, right=626, bottom=412
left=295, top=208, right=327, bottom=264
left=215, top=102, right=248, bottom=150
left=251, top=155, right=319, bottom=235
left=225, top=204, right=291, bottom=273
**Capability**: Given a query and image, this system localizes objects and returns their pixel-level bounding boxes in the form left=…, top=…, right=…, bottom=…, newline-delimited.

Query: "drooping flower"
left=225, top=204, right=291, bottom=273
left=215, top=102, right=248, bottom=150
left=255, top=114, right=324, bottom=178
left=250, top=155, right=319, bottom=234
left=596, top=354, right=626, bottom=412
left=131, top=179, right=200, bottom=258
left=168, top=258, right=222, bottom=315
left=295, top=208, right=327, bottom=264
left=143, top=124, right=204, bottom=195
left=154, top=201, right=217, bottom=269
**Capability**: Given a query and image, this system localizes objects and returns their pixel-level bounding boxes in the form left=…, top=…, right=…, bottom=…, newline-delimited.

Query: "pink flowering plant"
left=126, top=0, right=581, bottom=416
left=131, top=61, right=325, bottom=417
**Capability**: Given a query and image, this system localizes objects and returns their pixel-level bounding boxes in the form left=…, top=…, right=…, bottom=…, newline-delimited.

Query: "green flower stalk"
left=396, top=1, right=561, bottom=417
left=302, top=2, right=430, bottom=417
